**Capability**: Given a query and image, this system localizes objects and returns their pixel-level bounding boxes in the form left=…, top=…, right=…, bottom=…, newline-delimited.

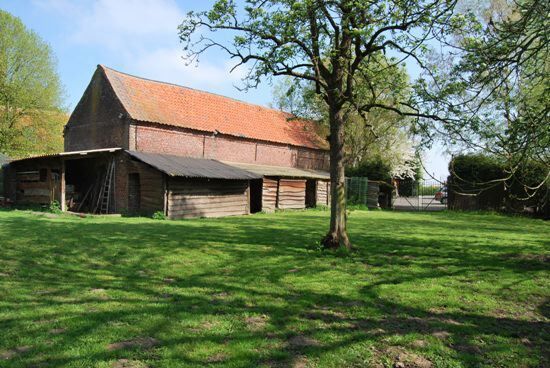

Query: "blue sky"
left=1, top=0, right=450, bottom=178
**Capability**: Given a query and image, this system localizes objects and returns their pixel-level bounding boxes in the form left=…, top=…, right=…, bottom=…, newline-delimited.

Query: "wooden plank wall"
left=277, top=179, right=306, bottom=209
left=316, top=180, right=330, bottom=206
left=262, top=178, right=278, bottom=212
left=126, top=158, right=165, bottom=215
left=11, top=159, right=62, bottom=205
left=168, top=178, right=249, bottom=219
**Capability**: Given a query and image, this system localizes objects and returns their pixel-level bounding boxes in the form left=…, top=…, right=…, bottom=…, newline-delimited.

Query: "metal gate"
left=394, top=179, right=447, bottom=211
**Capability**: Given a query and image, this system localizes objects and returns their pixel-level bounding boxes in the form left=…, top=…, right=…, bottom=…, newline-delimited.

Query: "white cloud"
left=71, top=0, right=183, bottom=49
left=130, top=47, right=246, bottom=89
left=32, top=0, right=270, bottom=106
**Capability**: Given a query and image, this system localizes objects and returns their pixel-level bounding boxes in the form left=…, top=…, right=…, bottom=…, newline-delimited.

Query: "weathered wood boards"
left=262, top=178, right=278, bottom=211
left=316, top=180, right=330, bottom=206
left=277, top=179, right=306, bottom=209
left=125, top=158, right=165, bottom=215
left=167, top=178, right=249, bottom=219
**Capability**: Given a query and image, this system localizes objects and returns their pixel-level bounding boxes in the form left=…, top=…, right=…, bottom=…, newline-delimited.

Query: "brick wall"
left=64, top=69, right=329, bottom=171
left=133, top=122, right=329, bottom=170
left=64, top=69, right=129, bottom=151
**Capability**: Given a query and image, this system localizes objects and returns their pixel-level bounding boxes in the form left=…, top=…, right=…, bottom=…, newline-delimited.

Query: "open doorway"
left=305, top=179, right=317, bottom=208
left=65, top=157, right=108, bottom=212
left=249, top=179, right=263, bottom=213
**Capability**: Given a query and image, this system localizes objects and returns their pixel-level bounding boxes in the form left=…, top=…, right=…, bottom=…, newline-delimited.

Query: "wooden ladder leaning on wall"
left=94, top=158, right=115, bottom=214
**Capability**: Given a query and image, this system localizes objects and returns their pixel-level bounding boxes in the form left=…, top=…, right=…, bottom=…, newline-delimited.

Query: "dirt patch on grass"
left=410, top=340, right=427, bottom=348
left=382, top=346, right=432, bottom=368
left=200, top=320, right=221, bottom=330
left=49, top=328, right=66, bottom=335
left=112, top=359, right=149, bottom=368
left=291, top=355, right=309, bottom=368
left=206, top=353, right=228, bottom=363
left=211, top=291, right=230, bottom=304
left=431, top=331, right=451, bottom=339
left=451, top=343, right=482, bottom=355
left=107, top=337, right=159, bottom=351
left=245, top=315, right=269, bottom=331
left=303, top=309, right=347, bottom=323
left=287, top=335, right=321, bottom=349
left=0, top=346, right=31, bottom=360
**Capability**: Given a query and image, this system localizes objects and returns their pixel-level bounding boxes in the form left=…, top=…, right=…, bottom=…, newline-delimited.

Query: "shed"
left=127, top=151, right=261, bottom=219
left=225, top=162, right=331, bottom=211
left=4, top=149, right=264, bottom=219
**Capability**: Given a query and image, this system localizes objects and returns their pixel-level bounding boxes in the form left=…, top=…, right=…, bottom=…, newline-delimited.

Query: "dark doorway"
left=305, top=179, right=317, bottom=208
left=65, top=157, right=106, bottom=212
left=128, top=173, right=141, bottom=214
left=250, top=179, right=263, bottom=213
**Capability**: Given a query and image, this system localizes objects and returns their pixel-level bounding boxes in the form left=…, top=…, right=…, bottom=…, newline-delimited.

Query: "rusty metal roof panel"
left=222, top=161, right=330, bottom=180
left=7, top=148, right=122, bottom=163
left=126, top=151, right=262, bottom=180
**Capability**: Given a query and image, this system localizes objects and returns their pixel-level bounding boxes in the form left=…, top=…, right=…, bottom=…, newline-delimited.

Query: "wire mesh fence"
left=345, top=177, right=369, bottom=205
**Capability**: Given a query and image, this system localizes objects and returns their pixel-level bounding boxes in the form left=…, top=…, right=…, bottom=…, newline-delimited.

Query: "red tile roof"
left=100, top=65, right=327, bottom=150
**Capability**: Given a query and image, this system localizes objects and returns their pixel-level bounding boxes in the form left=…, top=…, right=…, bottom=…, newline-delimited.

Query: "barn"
left=3, top=65, right=331, bottom=218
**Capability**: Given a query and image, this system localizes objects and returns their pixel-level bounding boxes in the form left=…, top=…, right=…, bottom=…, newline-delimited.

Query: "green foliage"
left=48, top=200, right=61, bottom=214
left=272, top=60, right=417, bottom=179
left=0, top=10, right=65, bottom=158
left=346, top=158, right=392, bottom=182
left=450, top=153, right=548, bottom=214
left=450, top=154, right=504, bottom=186
left=152, top=211, right=166, bottom=220
left=0, top=209, right=548, bottom=366
left=417, top=0, right=549, bottom=201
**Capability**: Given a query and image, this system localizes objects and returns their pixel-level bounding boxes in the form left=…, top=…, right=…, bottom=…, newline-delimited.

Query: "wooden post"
left=163, top=174, right=169, bottom=217
left=246, top=180, right=250, bottom=214
left=60, top=159, right=66, bottom=212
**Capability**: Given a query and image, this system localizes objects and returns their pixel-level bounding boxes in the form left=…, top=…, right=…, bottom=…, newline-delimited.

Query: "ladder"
left=95, top=159, right=115, bottom=214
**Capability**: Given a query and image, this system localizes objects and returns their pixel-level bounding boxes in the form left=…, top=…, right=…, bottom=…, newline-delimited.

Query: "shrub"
left=49, top=200, right=62, bottom=214
left=346, top=158, right=392, bottom=181
left=152, top=211, right=166, bottom=220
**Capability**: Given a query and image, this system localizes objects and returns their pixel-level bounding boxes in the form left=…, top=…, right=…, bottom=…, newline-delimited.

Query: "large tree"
left=0, top=10, right=64, bottom=158
left=271, top=55, right=417, bottom=179
left=179, top=0, right=461, bottom=249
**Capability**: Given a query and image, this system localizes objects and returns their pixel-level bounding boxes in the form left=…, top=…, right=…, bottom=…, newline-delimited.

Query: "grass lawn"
left=0, top=209, right=548, bottom=368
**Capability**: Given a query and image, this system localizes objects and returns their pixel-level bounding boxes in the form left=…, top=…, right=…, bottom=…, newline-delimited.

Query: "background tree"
left=0, top=10, right=64, bottom=158
left=179, top=0, right=462, bottom=249
left=416, top=0, right=549, bottom=209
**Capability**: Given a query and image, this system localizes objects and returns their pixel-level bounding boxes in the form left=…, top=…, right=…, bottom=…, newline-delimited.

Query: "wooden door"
left=128, top=173, right=141, bottom=214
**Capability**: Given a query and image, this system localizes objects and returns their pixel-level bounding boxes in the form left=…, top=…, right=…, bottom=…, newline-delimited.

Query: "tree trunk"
left=321, top=104, right=351, bottom=250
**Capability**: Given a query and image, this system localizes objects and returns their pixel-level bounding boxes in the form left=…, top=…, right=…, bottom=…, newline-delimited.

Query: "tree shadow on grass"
left=0, top=210, right=548, bottom=367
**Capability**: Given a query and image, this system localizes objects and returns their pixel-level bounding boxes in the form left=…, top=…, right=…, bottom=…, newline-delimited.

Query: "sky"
left=1, top=0, right=450, bottom=179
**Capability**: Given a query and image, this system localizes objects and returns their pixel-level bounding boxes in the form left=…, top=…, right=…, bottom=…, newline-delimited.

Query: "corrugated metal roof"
left=126, top=151, right=262, bottom=180
left=223, top=161, right=330, bottom=180
left=8, top=148, right=122, bottom=163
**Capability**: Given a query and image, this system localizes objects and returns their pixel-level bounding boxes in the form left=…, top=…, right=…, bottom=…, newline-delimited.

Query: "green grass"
left=0, top=209, right=548, bottom=368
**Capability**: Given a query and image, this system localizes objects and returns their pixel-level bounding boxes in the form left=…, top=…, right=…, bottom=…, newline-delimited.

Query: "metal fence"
left=394, top=179, right=447, bottom=211
left=345, top=177, right=369, bottom=206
